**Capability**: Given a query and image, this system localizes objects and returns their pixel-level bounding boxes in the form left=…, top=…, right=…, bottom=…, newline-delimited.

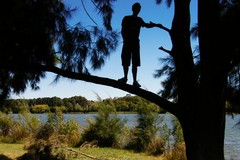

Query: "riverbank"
left=0, top=143, right=163, bottom=160
left=1, top=113, right=239, bottom=159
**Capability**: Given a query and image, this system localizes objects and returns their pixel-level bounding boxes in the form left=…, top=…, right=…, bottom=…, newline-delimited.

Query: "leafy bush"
left=163, top=142, right=186, bottom=160
left=23, top=111, right=81, bottom=160
left=0, top=112, right=15, bottom=136
left=22, top=134, right=69, bottom=160
left=126, top=103, right=163, bottom=153
left=146, top=136, right=165, bottom=156
left=10, top=113, right=41, bottom=142
left=59, top=117, right=81, bottom=147
left=172, top=116, right=184, bottom=144
left=80, top=101, right=126, bottom=147
left=22, top=112, right=42, bottom=133
left=160, top=116, right=186, bottom=160
left=0, top=112, right=42, bottom=143
left=34, top=112, right=81, bottom=146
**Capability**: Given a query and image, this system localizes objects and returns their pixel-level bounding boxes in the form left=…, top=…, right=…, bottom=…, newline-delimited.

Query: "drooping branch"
left=38, top=64, right=179, bottom=115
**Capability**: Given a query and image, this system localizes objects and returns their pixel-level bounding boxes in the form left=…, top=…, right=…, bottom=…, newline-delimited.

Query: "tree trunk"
left=178, top=103, right=225, bottom=160
left=172, top=0, right=226, bottom=159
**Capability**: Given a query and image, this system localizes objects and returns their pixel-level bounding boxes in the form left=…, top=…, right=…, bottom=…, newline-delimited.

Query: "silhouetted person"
left=118, top=2, right=157, bottom=87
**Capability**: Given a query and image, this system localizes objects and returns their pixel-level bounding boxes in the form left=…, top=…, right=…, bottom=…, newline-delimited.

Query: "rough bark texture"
left=173, top=0, right=226, bottom=159
left=196, top=0, right=226, bottom=159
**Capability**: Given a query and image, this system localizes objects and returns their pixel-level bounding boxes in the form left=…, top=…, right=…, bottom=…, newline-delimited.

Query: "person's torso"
left=122, top=15, right=144, bottom=41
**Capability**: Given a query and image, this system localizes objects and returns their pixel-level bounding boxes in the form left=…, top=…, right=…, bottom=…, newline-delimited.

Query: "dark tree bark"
left=165, top=0, right=226, bottom=159
left=195, top=0, right=226, bottom=159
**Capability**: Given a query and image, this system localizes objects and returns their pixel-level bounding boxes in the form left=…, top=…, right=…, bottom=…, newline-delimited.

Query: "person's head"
left=132, top=3, right=141, bottom=16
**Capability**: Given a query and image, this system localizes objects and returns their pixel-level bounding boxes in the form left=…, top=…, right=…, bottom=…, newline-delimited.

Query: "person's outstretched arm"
left=143, top=21, right=156, bottom=28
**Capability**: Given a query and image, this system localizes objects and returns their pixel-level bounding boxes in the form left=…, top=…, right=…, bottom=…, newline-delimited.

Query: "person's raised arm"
left=143, top=21, right=162, bottom=28
left=143, top=21, right=155, bottom=28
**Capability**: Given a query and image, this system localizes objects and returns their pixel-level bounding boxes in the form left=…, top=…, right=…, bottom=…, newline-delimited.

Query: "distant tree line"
left=0, top=95, right=167, bottom=114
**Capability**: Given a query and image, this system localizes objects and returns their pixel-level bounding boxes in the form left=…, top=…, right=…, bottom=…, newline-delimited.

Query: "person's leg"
left=123, top=66, right=129, bottom=80
left=119, top=43, right=130, bottom=83
left=132, top=66, right=141, bottom=87
left=118, top=66, right=128, bottom=83
left=132, top=66, right=137, bottom=82
left=132, top=41, right=141, bottom=87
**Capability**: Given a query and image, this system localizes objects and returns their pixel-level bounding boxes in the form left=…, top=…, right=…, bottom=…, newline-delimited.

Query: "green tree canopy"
left=0, top=0, right=118, bottom=102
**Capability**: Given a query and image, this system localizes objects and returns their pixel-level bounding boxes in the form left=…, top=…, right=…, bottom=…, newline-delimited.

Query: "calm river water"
left=15, top=113, right=240, bottom=160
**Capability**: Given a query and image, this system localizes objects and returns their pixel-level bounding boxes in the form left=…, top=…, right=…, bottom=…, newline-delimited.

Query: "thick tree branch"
left=39, top=65, right=179, bottom=114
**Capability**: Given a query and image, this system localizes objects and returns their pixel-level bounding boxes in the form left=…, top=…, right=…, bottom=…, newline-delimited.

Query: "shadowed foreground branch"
left=39, top=65, right=178, bottom=115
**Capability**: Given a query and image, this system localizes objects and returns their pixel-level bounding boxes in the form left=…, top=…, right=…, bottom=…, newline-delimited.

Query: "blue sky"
left=11, top=0, right=198, bottom=100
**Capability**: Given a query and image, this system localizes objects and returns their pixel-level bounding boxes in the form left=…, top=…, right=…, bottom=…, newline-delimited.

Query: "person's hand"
left=150, top=21, right=163, bottom=28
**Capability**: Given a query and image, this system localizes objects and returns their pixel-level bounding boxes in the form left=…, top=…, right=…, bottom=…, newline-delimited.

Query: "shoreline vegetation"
left=2, top=95, right=167, bottom=114
left=0, top=100, right=186, bottom=160
left=2, top=95, right=240, bottom=114
left=0, top=95, right=238, bottom=159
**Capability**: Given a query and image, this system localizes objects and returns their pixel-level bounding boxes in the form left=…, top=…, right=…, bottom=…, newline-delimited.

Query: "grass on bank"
left=0, top=143, right=164, bottom=160
left=0, top=143, right=26, bottom=159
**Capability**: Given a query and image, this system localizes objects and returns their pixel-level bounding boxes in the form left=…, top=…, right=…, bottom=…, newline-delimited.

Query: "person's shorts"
left=121, top=41, right=140, bottom=67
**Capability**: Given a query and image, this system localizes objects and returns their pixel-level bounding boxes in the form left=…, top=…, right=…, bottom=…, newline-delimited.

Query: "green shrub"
left=80, top=101, right=126, bottom=147
left=14, top=113, right=42, bottom=141
left=126, top=103, right=162, bottom=153
left=22, top=112, right=42, bottom=133
left=146, top=136, right=165, bottom=156
left=59, top=117, right=81, bottom=147
left=0, top=112, right=42, bottom=143
left=0, top=112, right=14, bottom=136
left=172, top=116, right=184, bottom=144
left=163, top=142, right=186, bottom=160
left=23, top=112, right=81, bottom=160
left=161, top=116, right=186, bottom=160
left=34, top=111, right=81, bottom=146
left=23, top=134, right=69, bottom=160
